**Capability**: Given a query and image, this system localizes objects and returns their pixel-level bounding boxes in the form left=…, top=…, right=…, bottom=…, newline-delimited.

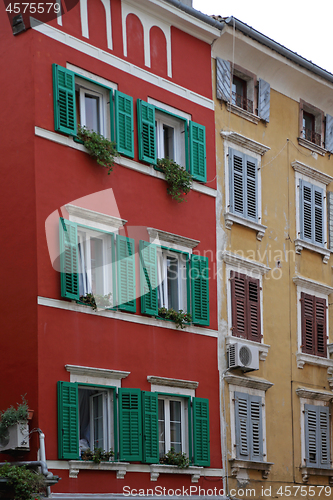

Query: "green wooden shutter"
left=192, top=397, right=210, bottom=466
left=189, top=121, right=206, bottom=182
left=191, top=255, right=209, bottom=326
left=116, top=235, right=136, bottom=312
left=114, top=90, right=134, bottom=158
left=59, top=218, right=79, bottom=300
left=57, top=381, right=79, bottom=460
left=142, top=392, right=159, bottom=463
left=137, top=100, right=156, bottom=164
left=139, top=241, right=158, bottom=316
left=52, top=64, right=77, bottom=136
left=119, top=388, right=142, bottom=461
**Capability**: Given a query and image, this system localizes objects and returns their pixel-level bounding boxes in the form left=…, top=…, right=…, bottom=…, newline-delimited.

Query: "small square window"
left=158, top=395, right=188, bottom=457
left=157, top=249, right=187, bottom=312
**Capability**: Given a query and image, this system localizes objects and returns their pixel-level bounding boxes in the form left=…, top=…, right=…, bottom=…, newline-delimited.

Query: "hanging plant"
left=158, top=307, right=192, bottom=329
left=157, top=158, right=193, bottom=203
left=77, top=126, right=119, bottom=174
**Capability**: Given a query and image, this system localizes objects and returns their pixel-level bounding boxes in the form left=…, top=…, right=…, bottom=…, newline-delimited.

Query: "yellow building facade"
left=213, top=18, right=333, bottom=499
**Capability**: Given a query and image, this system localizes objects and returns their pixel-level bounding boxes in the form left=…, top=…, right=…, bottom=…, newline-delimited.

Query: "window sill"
left=301, top=466, right=333, bottom=484
left=68, top=460, right=129, bottom=479
left=294, top=239, right=330, bottom=264
left=149, top=464, right=203, bottom=483
left=296, top=352, right=333, bottom=373
left=229, top=459, right=273, bottom=479
left=297, top=137, right=326, bottom=157
left=226, top=102, right=261, bottom=124
left=224, top=213, right=266, bottom=241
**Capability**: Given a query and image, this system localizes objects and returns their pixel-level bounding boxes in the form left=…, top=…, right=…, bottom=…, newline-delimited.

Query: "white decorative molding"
left=226, top=103, right=261, bottom=124
left=292, top=161, right=333, bottom=185
left=224, top=213, right=267, bottom=240
left=147, top=228, right=199, bottom=251
left=298, top=137, right=326, bottom=156
left=147, top=376, right=198, bottom=390
left=296, top=387, right=333, bottom=401
left=292, top=275, right=333, bottom=295
left=220, top=131, right=270, bottom=156
left=301, top=467, right=333, bottom=484
left=294, top=239, right=330, bottom=264
left=222, top=251, right=271, bottom=276
left=225, top=336, right=270, bottom=362
left=65, top=205, right=127, bottom=229
left=68, top=461, right=128, bottom=479
left=225, top=373, right=273, bottom=392
left=149, top=464, right=203, bottom=483
left=229, top=459, right=273, bottom=480
left=65, top=365, right=130, bottom=380
left=296, top=353, right=333, bottom=376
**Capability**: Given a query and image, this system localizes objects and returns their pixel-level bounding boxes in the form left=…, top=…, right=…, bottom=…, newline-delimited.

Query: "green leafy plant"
left=157, top=158, right=193, bottom=203
left=79, top=293, right=112, bottom=311
left=77, top=125, right=119, bottom=174
left=160, top=448, right=189, bottom=468
left=81, top=448, right=114, bottom=464
left=0, top=396, right=28, bottom=441
left=0, top=463, right=46, bottom=500
left=158, top=307, right=192, bottom=329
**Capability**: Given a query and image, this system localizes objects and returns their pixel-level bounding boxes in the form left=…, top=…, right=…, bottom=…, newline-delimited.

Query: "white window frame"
left=76, top=77, right=110, bottom=138
left=157, top=248, right=187, bottom=312
left=158, top=395, right=188, bottom=457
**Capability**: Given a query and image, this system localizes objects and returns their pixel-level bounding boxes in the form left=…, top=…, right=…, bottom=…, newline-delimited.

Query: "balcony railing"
left=303, top=127, right=321, bottom=146
left=232, top=92, right=254, bottom=114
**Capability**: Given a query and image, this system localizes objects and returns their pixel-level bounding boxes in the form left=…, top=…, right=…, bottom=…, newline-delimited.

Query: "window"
left=228, top=148, right=258, bottom=222
left=230, top=271, right=261, bottom=343
left=158, top=396, right=187, bottom=457
left=137, top=100, right=206, bottom=182
left=52, top=64, right=134, bottom=158
left=304, top=404, right=330, bottom=469
left=299, top=180, right=324, bottom=247
left=232, top=75, right=253, bottom=113
left=139, top=240, right=209, bottom=325
left=298, top=100, right=324, bottom=152
left=59, top=218, right=136, bottom=312
left=301, top=293, right=327, bottom=357
left=234, top=392, right=263, bottom=461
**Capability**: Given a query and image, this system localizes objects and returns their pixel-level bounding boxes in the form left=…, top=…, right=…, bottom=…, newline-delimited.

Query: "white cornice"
left=224, top=213, right=267, bottom=241
left=223, top=251, right=271, bottom=275
left=293, top=275, right=333, bottom=295
left=297, top=137, right=326, bottom=156
left=65, top=365, right=130, bottom=380
left=65, top=204, right=127, bottom=229
left=292, top=161, right=333, bottom=185
left=147, top=376, right=198, bottom=390
left=147, top=227, right=200, bottom=250
left=296, top=387, right=333, bottom=402
left=225, top=373, right=273, bottom=392
left=220, top=131, right=270, bottom=156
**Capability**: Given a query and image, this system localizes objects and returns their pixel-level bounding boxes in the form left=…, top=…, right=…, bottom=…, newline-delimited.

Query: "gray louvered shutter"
left=245, top=155, right=258, bottom=221
left=305, top=405, right=319, bottom=467
left=325, top=114, right=333, bottom=152
left=249, top=395, right=263, bottom=461
left=314, top=186, right=324, bottom=246
left=235, top=392, right=250, bottom=459
left=258, top=79, right=270, bottom=122
left=319, top=407, right=330, bottom=468
left=300, top=180, right=313, bottom=242
left=229, top=148, right=244, bottom=217
left=216, top=58, right=231, bottom=101
left=327, top=191, right=333, bottom=250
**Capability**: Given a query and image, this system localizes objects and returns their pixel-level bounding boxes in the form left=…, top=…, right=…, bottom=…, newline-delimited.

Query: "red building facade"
left=0, top=0, right=222, bottom=497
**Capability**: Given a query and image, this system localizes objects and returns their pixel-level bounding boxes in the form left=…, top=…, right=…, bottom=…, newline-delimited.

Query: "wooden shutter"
left=114, top=90, right=134, bottom=158
left=258, top=79, right=270, bottom=122
left=235, top=392, right=250, bottom=459
left=305, top=405, right=330, bottom=469
left=229, top=148, right=245, bottom=216
left=139, top=241, right=158, bottom=316
left=245, top=156, right=258, bottom=221
left=59, top=218, right=79, bottom=300
left=315, top=297, right=327, bottom=357
left=300, top=180, right=324, bottom=245
left=300, top=180, right=313, bottom=242
left=319, top=407, right=330, bottom=468
left=52, top=64, right=77, bottom=136
left=247, top=277, right=261, bottom=341
left=301, top=293, right=315, bottom=355
left=216, top=58, right=231, bottom=101
left=142, top=391, right=159, bottom=463
left=57, top=381, right=79, bottom=460
left=191, top=255, right=209, bottom=326
left=249, top=395, right=263, bottom=461
left=325, top=114, right=333, bottom=153
left=192, top=398, right=210, bottom=466
left=231, top=272, right=247, bottom=338
left=189, top=121, right=206, bottom=182
left=314, top=186, right=324, bottom=246
left=118, top=388, right=142, bottom=461
left=116, top=235, right=136, bottom=313
left=137, top=100, right=156, bottom=163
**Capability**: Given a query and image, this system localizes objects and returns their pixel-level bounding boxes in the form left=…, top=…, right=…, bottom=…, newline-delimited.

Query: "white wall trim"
left=65, top=204, right=126, bottom=231
left=221, top=131, right=270, bottom=156
left=65, top=365, right=130, bottom=388
left=292, top=161, right=333, bottom=186
left=80, top=0, right=113, bottom=50
left=147, top=227, right=199, bottom=253
left=66, top=63, right=118, bottom=90
left=293, top=275, right=333, bottom=295
left=223, top=251, right=271, bottom=276
left=296, top=387, right=333, bottom=402
left=147, top=375, right=198, bottom=397
left=37, top=297, right=218, bottom=337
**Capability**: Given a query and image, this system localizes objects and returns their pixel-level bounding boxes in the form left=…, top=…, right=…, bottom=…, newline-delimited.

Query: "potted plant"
left=160, top=447, right=189, bottom=468
left=158, top=307, right=192, bottom=329
left=157, top=158, right=193, bottom=202
left=0, top=396, right=30, bottom=452
left=77, top=125, right=119, bottom=174
left=79, top=293, right=112, bottom=311
left=81, top=448, right=114, bottom=464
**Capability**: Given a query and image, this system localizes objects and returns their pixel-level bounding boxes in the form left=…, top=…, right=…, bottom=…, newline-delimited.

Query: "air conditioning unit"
left=228, top=342, right=259, bottom=372
left=0, top=422, right=29, bottom=452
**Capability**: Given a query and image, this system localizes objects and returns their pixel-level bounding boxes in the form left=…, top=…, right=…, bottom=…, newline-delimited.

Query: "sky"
left=192, top=0, right=333, bottom=75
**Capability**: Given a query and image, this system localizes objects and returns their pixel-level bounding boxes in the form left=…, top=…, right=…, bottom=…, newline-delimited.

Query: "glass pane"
left=163, top=125, right=174, bottom=160
left=170, top=400, right=181, bottom=453
left=158, top=400, right=165, bottom=457
left=93, top=394, right=104, bottom=450
left=167, top=256, right=178, bottom=311
left=78, top=389, right=91, bottom=451
left=78, top=235, right=90, bottom=296
left=85, top=94, right=100, bottom=133
left=90, top=237, right=103, bottom=295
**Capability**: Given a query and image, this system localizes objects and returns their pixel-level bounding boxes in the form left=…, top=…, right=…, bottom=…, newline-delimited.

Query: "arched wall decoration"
left=80, top=0, right=113, bottom=50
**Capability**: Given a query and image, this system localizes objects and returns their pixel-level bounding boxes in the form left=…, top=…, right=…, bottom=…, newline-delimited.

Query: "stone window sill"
left=149, top=464, right=203, bottom=483
left=297, top=137, right=326, bottom=156
left=301, top=466, right=333, bottom=484
left=229, top=459, right=273, bottom=479
left=226, top=102, right=261, bottom=124
left=224, top=213, right=266, bottom=241
left=294, top=239, right=330, bottom=264
left=68, top=460, right=128, bottom=479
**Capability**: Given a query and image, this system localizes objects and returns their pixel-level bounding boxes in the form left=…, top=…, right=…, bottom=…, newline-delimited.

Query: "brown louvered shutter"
left=231, top=272, right=247, bottom=338
left=315, top=297, right=326, bottom=357
left=247, top=277, right=261, bottom=342
left=301, top=293, right=315, bottom=355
